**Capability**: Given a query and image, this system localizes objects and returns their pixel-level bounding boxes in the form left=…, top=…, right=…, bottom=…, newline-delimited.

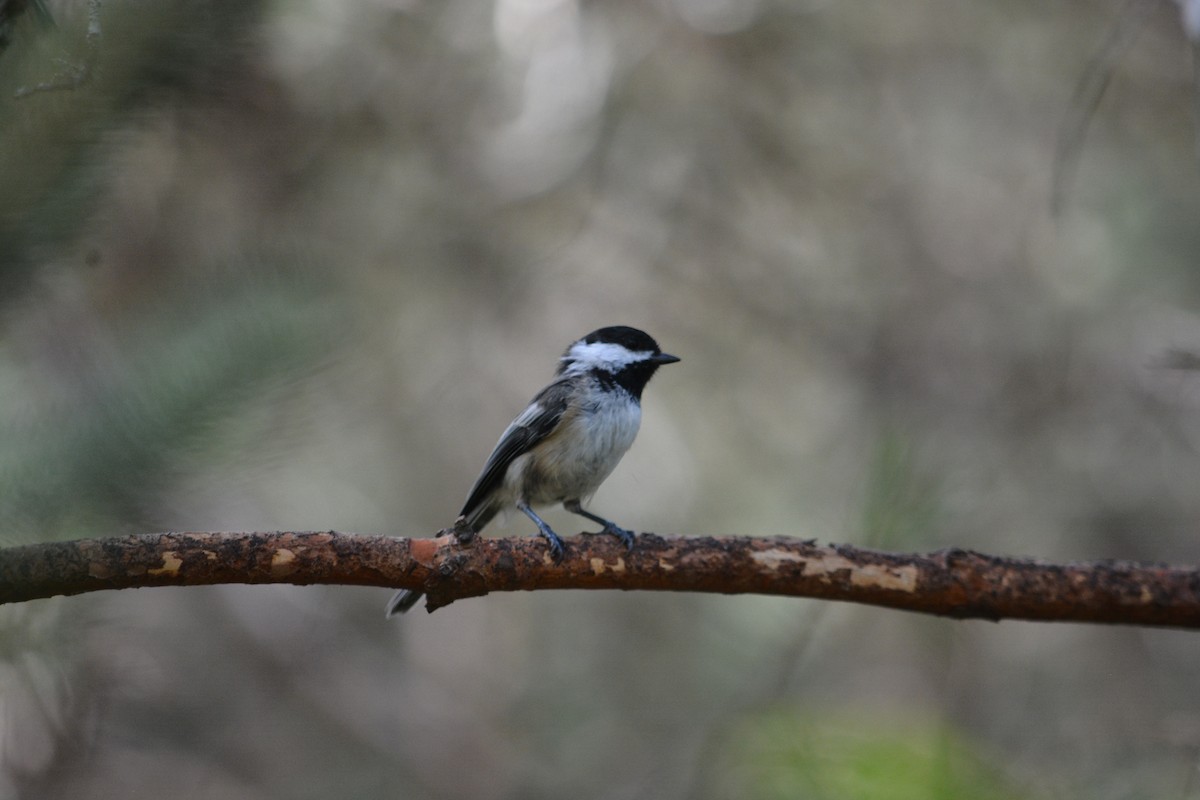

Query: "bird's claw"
left=540, top=529, right=565, bottom=563
left=582, top=523, right=636, bottom=552
left=606, top=523, right=636, bottom=552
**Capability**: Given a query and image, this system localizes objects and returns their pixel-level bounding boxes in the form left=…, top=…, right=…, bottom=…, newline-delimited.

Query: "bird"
left=386, top=325, right=679, bottom=616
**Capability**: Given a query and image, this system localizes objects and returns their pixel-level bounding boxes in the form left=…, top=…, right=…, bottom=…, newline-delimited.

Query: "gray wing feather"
left=458, top=377, right=572, bottom=525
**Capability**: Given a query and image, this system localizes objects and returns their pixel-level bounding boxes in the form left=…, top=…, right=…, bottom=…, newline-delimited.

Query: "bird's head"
left=558, top=326, right=679, bottom=398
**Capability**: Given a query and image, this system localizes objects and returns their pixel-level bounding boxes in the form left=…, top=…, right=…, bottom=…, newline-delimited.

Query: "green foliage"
left=0, top=259, right=347, bottom=543
left=0, top=0, right=266, bottom=297
left=728, top=712, right=1032, bottom=800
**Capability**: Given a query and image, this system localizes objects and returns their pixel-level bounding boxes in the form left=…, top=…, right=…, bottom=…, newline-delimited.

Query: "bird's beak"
left=653, top=353, right=681, bottom=365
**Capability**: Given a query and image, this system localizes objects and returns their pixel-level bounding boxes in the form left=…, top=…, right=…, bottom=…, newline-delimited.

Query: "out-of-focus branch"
left=14, top=0, right=101, bottom=98
left=0, top=531, right=1197, bottom=627
left=1051, top=0, right=1155, bottom=214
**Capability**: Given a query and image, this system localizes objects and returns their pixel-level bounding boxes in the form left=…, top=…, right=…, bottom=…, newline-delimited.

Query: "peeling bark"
left=0, top=531, right=1197, bottom=628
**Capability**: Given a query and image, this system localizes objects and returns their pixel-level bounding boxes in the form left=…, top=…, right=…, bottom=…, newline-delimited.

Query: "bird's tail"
left=462, top=499, right=499, bottom=532
left=385, top=588, right=422, bottom=617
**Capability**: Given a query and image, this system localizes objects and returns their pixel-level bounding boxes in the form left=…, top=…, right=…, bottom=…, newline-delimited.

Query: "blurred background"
left=2, top=0, right=1200, bottom=797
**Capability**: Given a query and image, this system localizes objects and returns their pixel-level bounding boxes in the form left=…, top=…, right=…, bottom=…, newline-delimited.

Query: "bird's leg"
left=518, top=502, right=565, bottom=563
left=563, top=499, right=636, bottom=552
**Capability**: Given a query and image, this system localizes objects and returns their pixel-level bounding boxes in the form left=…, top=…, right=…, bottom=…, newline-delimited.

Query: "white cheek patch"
left=563, top=342, right=653, bottom=373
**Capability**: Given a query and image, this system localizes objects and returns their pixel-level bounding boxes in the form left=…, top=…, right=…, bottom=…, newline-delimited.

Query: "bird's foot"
left=518, top=504, right=566, bottom=563
left=538, top=528, right=565, bottom=563
left=582, top=523, right=636, bottom=552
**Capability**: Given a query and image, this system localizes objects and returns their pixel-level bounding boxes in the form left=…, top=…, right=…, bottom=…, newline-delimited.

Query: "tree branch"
left=0, top=531, right=1197, bottom=627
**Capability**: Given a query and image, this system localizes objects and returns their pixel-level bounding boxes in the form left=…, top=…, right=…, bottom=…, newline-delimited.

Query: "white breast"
left=518, top=393, right=642, bottom=506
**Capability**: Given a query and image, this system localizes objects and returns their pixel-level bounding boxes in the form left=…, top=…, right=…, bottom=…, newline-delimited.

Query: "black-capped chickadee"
left=386, top=325, right=679, bottom=616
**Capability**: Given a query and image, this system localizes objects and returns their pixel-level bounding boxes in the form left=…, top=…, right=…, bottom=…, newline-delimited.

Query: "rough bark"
left=0, top=531, right=1197, bottom=627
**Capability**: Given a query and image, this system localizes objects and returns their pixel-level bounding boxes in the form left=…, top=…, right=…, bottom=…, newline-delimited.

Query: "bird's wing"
left=459, top=377, right=573, bottom=521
